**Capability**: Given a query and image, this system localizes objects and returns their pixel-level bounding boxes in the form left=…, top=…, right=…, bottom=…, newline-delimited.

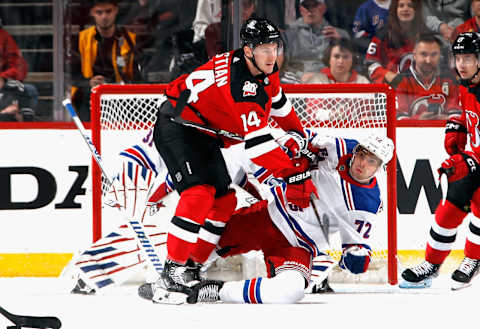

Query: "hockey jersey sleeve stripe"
left=244, top=129, right=279, bottom=159
left=270, top=90, right=293, bottom=118
left=271, top=185, right=319, bottom=257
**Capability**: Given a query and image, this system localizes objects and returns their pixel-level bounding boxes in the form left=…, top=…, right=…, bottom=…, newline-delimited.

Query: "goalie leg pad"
left=339, top=244, right=371, bottom=274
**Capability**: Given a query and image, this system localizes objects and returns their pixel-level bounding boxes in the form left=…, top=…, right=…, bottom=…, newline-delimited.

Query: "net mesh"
left=96, top=88, right=391, bottom=283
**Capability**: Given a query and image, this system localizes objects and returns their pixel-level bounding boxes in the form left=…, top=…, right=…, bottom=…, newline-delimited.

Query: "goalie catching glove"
left=444, top=118, right=467, bottom=156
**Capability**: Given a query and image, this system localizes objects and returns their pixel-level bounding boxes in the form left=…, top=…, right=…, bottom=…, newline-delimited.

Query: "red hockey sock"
left=190, top=190, right=237, bottom=263
left=425, top=200, right=467, bottom=265
left=166, top=185, right=216, bottom=264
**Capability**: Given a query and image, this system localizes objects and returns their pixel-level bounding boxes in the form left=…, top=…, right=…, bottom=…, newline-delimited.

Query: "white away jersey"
left=266, top=134, right=383, bottom=258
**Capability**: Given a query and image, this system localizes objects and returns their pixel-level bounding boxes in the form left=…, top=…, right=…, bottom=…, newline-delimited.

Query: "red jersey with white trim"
left=165, top=48, right=304, bottom=176
left=457, top=83, right=480, bottom=156
left=391, top=66, right=461, bottom=120
left=365, top=30, right=415, bottom=83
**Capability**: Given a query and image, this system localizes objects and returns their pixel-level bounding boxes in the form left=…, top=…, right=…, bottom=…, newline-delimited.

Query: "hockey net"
left=90, top=83, right=397, bottom=285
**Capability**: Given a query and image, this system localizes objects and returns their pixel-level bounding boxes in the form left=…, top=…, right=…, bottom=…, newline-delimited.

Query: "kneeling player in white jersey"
left=183, top=133, right=394, bottom=304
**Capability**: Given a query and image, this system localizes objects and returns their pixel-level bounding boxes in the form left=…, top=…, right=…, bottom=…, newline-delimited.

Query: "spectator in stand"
left=192, top=0, right=221, bottom=43
left=204, top=0, right=255, bottom=59
left=451, top=0, right=480, bottom=43
left=69, top=0, right=142, bottom=121
left=352, top=0, right=391, bottom=55
left=391, top=33, right=460, bottom=120
left=422, top=0, right=470, bottom=42
left=282, top=0, right=350, bottom=84
left=303, top=38, right=370, bottom=83
left=365, top=0, right=430, bottom=84
left=0, top=25, right=34, bottom=121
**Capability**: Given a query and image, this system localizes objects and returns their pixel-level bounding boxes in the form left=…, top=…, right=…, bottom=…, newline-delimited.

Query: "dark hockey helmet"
left=452, top=32, right=480, bottom=55
left=240, top=17, right=282, bottom=49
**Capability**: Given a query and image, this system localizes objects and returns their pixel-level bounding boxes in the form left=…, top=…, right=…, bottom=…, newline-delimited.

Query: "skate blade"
left=399, top=278, right=432, bottom=289
left=152, top=288, right=186, bottom=305
left=451, top=281, right=472, bottom=291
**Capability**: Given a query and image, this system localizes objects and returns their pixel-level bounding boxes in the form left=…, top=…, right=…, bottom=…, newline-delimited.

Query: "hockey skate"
left=138, top=259, right=203, bottom=304
left=451, top=257, right=480, bottom=291
left=187, top=280, right=224, bottom=304
left=310, top=278, right=334, bottom=294
left=399, top=260, right=440, bottom=288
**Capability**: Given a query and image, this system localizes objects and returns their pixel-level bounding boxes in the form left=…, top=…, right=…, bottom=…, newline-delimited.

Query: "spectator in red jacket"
left=451, top=0, right=480, bottom=42
left=0, top=27, right=28, bottom=88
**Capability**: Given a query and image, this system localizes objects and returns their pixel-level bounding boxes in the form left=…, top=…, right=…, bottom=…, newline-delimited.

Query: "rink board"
left=0, top=125, right=469, bottom=276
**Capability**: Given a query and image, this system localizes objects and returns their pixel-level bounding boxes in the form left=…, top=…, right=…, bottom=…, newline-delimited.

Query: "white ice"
left=0, top=275, right=477, bottom=329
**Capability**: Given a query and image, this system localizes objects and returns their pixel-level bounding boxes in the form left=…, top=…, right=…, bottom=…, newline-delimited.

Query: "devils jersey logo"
left=410, top=94, right=446, bottom=116
left=466, top=110, right=480, bottom=148
left=242, top=81, right=258, bottom=97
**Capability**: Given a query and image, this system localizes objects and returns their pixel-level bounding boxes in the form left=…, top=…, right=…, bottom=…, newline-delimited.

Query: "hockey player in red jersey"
left=153, top=17, right=316, bottom=295
left=401, top=32, right=480, bottom=290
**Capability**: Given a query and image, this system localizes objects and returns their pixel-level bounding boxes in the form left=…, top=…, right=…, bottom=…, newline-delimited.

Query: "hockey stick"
left=63, top=99, right=164, bottom=276
left=0, top=305, right=61, bottom=329
left=160, top=90, right=244, bottom=142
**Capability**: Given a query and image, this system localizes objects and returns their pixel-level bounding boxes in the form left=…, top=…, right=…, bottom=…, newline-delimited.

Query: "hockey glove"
left=438, top=151, right=479, bottom=183
left=279, top=130, right=308, bottom=159
left=339, top=244, right=371, bottom=274
left=444, top=119, right=467, bottom=156
left=284, top=158, right=318, bottom=208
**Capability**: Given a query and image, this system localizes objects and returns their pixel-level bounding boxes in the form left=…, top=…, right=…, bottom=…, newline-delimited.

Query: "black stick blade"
left=0, top=306, right=61, bottom=329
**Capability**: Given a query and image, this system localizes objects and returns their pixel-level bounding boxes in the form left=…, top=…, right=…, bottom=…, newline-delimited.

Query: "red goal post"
left=90, top=83, right=397, bottom=284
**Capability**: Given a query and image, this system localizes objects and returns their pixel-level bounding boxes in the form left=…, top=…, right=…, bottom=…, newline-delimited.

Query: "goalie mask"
left=357, top=134, right=394, bottom=165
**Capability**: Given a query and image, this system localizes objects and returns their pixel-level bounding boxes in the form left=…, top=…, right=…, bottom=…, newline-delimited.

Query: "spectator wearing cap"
left=69, top=0, right=142, bottom=121
left=281, top=0, right=350, bottom=83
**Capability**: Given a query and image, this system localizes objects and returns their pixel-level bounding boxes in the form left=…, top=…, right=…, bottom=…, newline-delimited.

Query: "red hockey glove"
left=284, top=158, right=319, bottom=208
left=280, top=130, right=307, bottom=159
left=438, top=151, right=479, bottom=183
left=444, top=119, right=467, bottom=156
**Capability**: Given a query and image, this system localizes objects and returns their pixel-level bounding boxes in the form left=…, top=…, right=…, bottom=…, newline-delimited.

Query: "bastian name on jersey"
left=213, top=52, right=230, bottom=87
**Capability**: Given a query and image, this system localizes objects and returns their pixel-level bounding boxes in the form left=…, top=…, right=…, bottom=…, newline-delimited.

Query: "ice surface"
left=0, top=275, right=477, bottom=329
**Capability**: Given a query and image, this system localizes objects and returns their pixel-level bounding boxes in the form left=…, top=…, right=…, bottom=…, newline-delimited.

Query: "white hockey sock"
left=219, top=270, right=305, bottom=304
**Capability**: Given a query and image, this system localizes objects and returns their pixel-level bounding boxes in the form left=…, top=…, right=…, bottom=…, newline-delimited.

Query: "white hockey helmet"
left=357, top=134, right=394, bottom=165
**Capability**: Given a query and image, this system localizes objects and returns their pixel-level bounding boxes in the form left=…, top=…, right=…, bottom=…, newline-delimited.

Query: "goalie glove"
left=444, top=119, right=467, bottom=156
left=339, top=244, right=371, bottom=274
left=278, top=130, right=308, bottom=159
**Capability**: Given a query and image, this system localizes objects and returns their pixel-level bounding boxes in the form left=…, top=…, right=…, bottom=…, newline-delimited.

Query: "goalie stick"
left=62, top=99, right=168, bottom=288
left=0, top=305, right=61, bottom=329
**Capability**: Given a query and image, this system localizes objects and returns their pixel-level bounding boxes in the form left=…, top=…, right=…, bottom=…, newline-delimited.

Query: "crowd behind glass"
left=0, top=0, right=476, bottom=121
